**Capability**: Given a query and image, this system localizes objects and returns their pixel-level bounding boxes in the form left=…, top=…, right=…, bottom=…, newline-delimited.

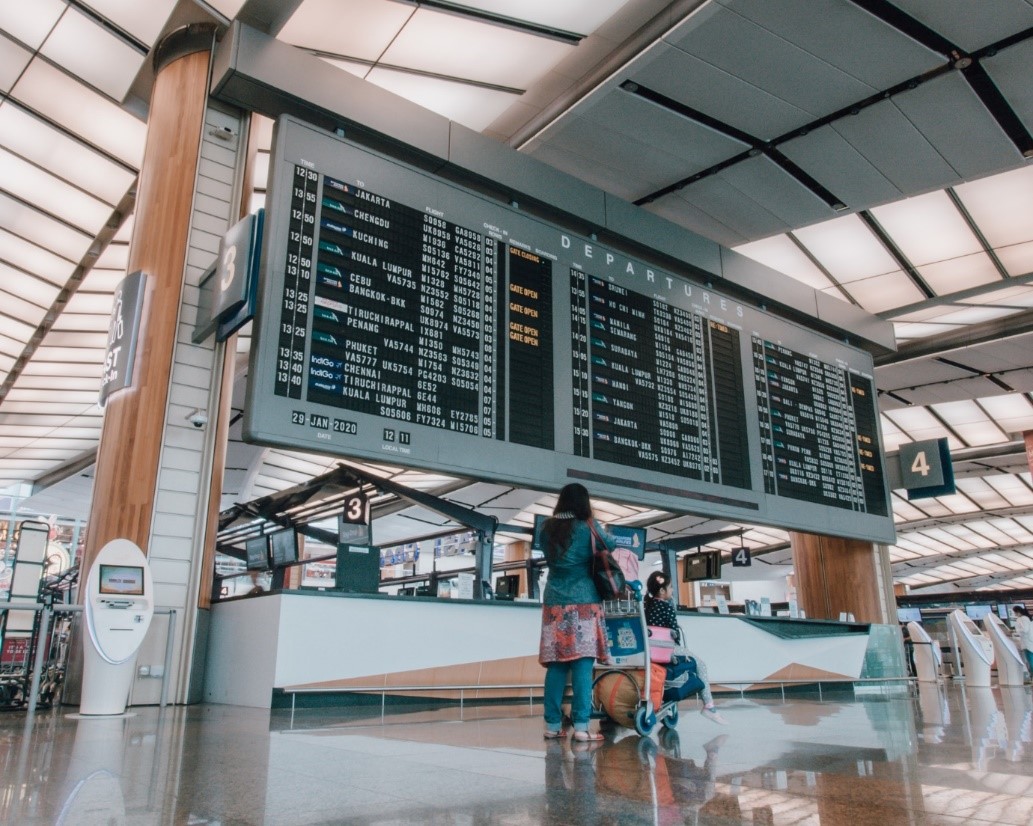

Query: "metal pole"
left=160, top=609, right=176, bottom=708
left=26, top=605, right=52, bottom=716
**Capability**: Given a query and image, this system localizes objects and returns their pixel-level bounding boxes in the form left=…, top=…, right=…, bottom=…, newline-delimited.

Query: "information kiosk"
left=982, top=612, right=1026, bottom=687
left=81, top=539, right=154, bottom=715
left=907, top=620, right=942, bottom=683
left=948, top=609, right=994, bottom=687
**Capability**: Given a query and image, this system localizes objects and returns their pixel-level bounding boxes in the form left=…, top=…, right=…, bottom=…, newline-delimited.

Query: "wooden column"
left=82, top=27, right=215, bottom=574
left=790, top=531, right=894, bottom=623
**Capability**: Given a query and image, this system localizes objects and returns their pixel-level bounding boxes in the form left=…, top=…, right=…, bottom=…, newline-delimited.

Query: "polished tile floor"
left=1, top=681, right=1032, bottom=825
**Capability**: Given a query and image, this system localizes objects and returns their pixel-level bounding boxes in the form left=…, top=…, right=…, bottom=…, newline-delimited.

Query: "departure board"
left=246, top=117, right=894, bottom=543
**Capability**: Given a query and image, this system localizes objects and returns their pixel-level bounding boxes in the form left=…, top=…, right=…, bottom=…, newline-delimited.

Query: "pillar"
left=75, top=23, right=248, bottom=705
left=790, top=531, right=895, bottom=624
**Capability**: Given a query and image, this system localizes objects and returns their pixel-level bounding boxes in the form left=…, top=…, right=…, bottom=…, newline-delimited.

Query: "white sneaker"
left=701, top=707, right=728, bottom=725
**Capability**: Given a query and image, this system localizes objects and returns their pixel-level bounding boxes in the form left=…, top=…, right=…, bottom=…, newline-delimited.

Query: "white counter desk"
left=204, top=591, right=904, bottom=709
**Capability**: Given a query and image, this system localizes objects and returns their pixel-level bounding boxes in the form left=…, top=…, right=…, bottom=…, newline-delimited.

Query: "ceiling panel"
left=279, top=0, right=415, bottom=61
left=714, top=154, right=833, bottom=230
left=0, top=32, right=31, bottom=92
left=983, top=38, right=1033, bottom=139
left=892, top=71, right=1024, bottom=179
left=778, top=125, right=901, bottom=210
left=890, top=0, right=1033, bottom=53
left=666, top=5, right=878, bottom=117
left=827, top=98, right=959, bottom=194
left=631, top=43, right=812, bottom=140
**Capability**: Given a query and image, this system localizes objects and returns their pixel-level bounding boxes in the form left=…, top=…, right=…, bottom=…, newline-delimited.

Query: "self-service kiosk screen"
left=98, top=564, right=145, bottom=596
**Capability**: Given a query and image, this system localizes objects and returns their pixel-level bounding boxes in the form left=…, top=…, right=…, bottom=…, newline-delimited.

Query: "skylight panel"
left=0, top=148, right=111, bottom=233
left=0, top=228, right=74, bottom=284
left=996, top=241, right=1033, bottom=277
left=883, top=407, right=955, bottom=444
left=984, top=476, right=1033, bottom=506
left=954, top=165, right=1033, bottom=249
left=0, top=192, right=92, bottom=261
left=916, top=253, right=1000, bottom=294
left=80, top=0, right=178, bottom=47
left=457, top=0, right=628, bottom=33
left=980, top=394, right=1033, bottom=435
left=0, top=32, right=31, bottom=92
left=281, top=0, right=415, bottom=61
left=792, top=213, right=898, bottom=283
left=733, top=235, right=835, bottom=290
left=953, top=478, right=1011, bottom=511
left=0, top=0, right=64, bottom=49
left=841, top=271, right=922, bottom=313
left=40, top=7, right=145, bottom=101
left=931, top=399, right=1008, bottom=446
left=870, top=191, right=982, bottom=264
left=892, top=497, right=929, bottom=522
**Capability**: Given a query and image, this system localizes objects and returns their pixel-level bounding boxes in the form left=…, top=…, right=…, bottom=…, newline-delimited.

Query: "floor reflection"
left=1, top=682, right=1032, bottom=824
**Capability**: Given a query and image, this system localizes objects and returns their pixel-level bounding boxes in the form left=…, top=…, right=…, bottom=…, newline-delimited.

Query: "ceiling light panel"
left=80, top=269, right=127, bottom=293
left=870, top=191, right=982, bottom=265
left=0, top=192, right=92, bottom=261
left=0, top=33, right=31, bottom=93
left=732, top=235, right=834, bottom=290
left=933, top=305, right=1020, bottom=326
left=954, top=166, right=1033, bottom=249
left=0, top=105, right=135, bottom=206
left=280, top=0, right=414, bottom=61
left=996, top=241, right=1033, bottom=278
left=0, top=0, right=65, bottom=49
left=39, top=7, right=144, bottom=101
left=932, top=400, right=1006, bottom=444
left=0, top=228, right=74, bottom=284
left=366, top=66, right=518, bottom=131
left=12, top=59, right=145, bottom=168
left=883, top=407, right=958, bottom=446
left=840, top=271, right=923, bottom=314
left=382, top=8, right=572, bottom=89
left=979, top=394, right=1033, bottom=434
left=94, top=242, right=128, bottom=270
left=0, top=264, right=58, bottom=307
left=792, top=214, right=899, bottom=283
left=891, top=321, right=961, bottom=341
left=954, top=479, right=1011, bottom=510
left=0, top=148, right=111, bottom=233
left=455, top=0, right=626, bottom=33
left=985, top=476, right=1033, bottom=506
left=0, top=315, right=33, bottom=343
left=916, top=254, right=1001, bottom=295
left=79, top=0, right=178, bottom=47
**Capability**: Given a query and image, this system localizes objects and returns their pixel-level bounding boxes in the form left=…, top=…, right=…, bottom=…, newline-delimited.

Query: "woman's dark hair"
left=646, top=571, right=670, bottom=598
left=1013, top=605, right=1032, bottom=619
left=542, top=483, right=593, bottom=563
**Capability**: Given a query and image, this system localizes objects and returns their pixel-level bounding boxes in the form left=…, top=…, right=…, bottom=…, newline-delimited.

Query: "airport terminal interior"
left=3, top=0, right=1033, bottom=823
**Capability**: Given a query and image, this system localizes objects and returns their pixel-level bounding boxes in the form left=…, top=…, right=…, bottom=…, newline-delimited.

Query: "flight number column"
left=275, top=165, right=316, bottom=398
left=570, top=268, right=590, bottom=457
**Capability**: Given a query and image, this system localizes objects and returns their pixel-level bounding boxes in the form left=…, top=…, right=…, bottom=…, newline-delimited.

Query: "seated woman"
left=644, top=571, right=726, bottom=724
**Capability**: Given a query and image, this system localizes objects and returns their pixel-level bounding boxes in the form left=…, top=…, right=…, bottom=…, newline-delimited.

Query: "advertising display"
left=246, top=117, right=893, bottom=543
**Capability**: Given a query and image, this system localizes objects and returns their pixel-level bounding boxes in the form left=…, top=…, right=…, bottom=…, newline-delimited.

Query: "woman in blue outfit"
left=538, top=483, right=614, bottom=741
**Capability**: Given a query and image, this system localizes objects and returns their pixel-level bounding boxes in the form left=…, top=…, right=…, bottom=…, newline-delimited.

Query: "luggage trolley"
left=592, top=590, right=679, bottom=736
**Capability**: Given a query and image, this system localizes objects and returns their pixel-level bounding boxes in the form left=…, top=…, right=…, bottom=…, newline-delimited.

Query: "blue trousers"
left=544, top=657, right=595, bottom=731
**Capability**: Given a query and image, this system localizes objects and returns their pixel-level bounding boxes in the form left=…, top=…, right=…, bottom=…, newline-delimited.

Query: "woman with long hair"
left=538, top=483, right=614, bottom=741
left=1012, top=605, right=1033, bottom=675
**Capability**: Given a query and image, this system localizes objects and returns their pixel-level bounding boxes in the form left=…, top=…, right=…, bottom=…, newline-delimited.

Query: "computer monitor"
left=245, top=536, right=269, bottom=571
left=269, top=529, right=298, bottom=567
left=98, top=564, right=145, bottom=596
left=896, top=607, right=922, bottom=623
left=965, top=604, right=991, bottom=620
left=530, top=514, right=548, bottom=551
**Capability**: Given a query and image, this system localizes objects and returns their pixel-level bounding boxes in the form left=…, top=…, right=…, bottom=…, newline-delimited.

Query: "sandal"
left=572, top=730, right=604, bottom=742
left=543, top=729, right=564, bottom=739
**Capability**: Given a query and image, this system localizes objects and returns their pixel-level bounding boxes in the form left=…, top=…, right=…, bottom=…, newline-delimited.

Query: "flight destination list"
left=571, top=271, right=750, bottom=488
left=753, top=338, right=887, bottom=515
left=275, top=165, right=558, bottom=448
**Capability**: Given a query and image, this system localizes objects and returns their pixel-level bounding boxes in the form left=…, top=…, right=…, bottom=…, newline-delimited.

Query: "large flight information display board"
left=246, top=117, right=894, bottom=543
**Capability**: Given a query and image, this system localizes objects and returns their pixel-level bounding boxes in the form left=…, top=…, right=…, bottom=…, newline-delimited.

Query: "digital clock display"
left=245, top=117, right=893, bottom=542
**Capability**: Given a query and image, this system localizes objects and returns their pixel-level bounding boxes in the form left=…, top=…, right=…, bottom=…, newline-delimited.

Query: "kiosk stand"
left=907, top=620, right=942, bottom=683
left=81, top=539, right=154, bottom=716
left=982, top=612, right=1026, bottom=687
left=948, top=609, right=994, bottom=688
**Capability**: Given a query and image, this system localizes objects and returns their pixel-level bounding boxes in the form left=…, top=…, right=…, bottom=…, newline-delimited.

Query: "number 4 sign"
left=898, top=438, right=955, bottom=500
left=731, top=547, right=751, bottom=567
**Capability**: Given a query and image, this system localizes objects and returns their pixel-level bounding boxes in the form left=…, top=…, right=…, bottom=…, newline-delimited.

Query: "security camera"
left=187, top=409, right=209, bottom=428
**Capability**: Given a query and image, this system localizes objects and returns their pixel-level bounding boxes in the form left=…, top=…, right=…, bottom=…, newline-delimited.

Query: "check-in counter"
left=204, top=591, right=901, bottom=708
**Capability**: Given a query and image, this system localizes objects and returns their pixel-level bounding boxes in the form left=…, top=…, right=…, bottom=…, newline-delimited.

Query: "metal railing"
left=280, top=674, right=914, bottom=722
left=0, top=600, right=177, bottom=714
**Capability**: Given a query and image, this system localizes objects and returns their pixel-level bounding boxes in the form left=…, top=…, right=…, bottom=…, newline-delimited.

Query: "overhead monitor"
left=245, top=536, right=269, bottom=571
left=269, top=529, right=298, bottom=567
left=965, top=604, right=991, bottom=621
left=683, top=551, right=721, bottom=582
left=245, top=116, right=894, bottom=543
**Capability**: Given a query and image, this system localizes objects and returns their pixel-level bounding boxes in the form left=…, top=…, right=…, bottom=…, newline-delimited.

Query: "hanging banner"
left=99, top=271, right=147, bottom=408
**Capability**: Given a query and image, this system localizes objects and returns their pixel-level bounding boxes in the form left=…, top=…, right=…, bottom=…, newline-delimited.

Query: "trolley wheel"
left=661, top=703, right=679, bottom=729
left=635, top=705, right=656, bottom=736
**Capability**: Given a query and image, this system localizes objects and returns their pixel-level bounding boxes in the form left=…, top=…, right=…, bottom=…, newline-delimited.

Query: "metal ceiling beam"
left=875, top=306, right=1033, bottom=367
left=893, top=541, right=1033, bottom=575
